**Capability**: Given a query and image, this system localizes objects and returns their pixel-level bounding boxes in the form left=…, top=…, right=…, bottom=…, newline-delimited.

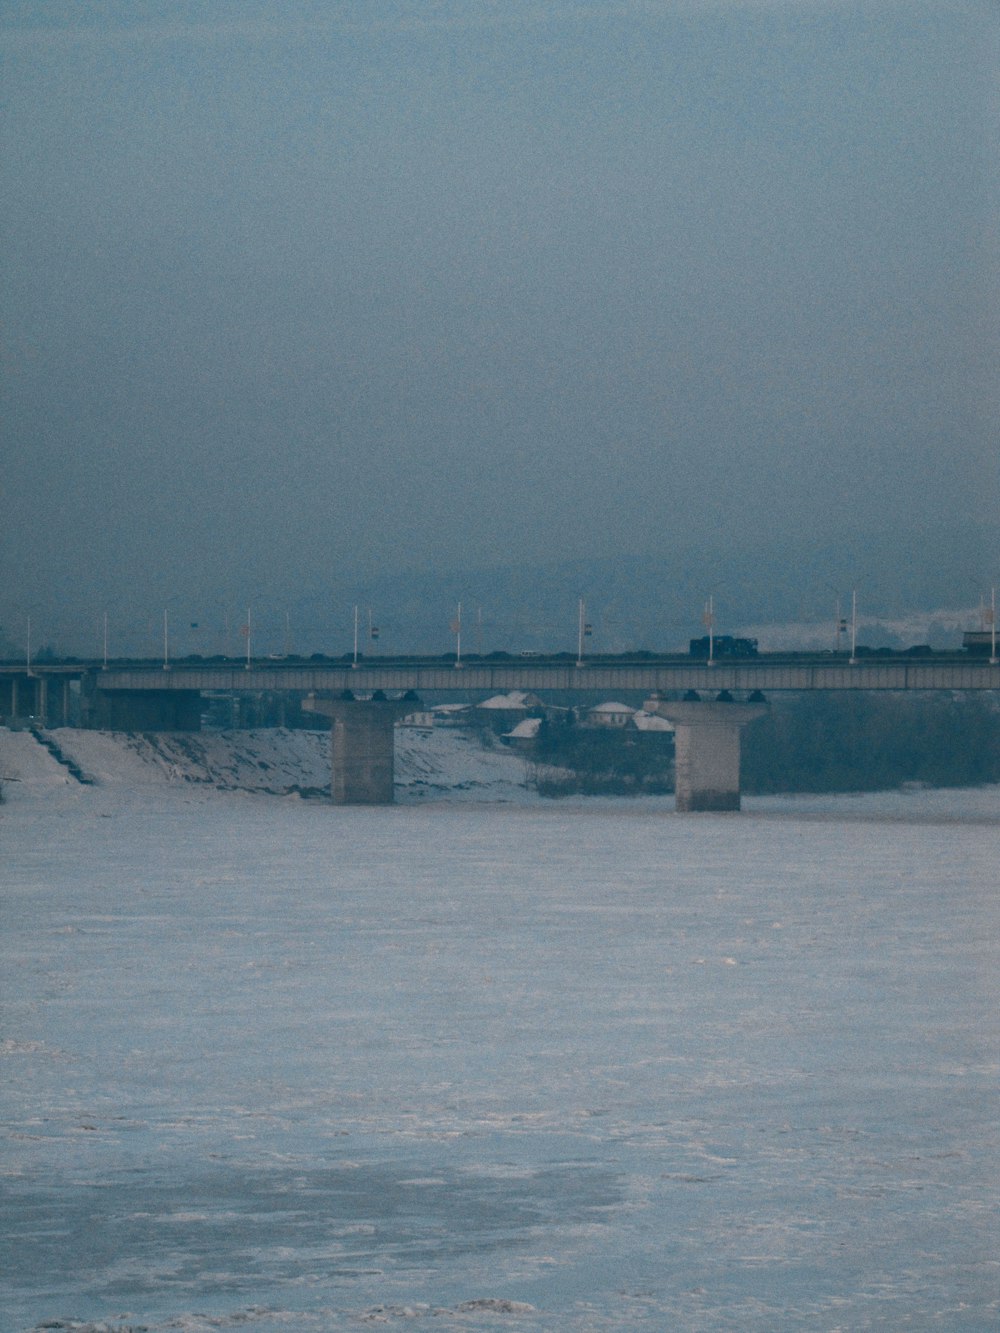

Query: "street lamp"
left=823, top=584, right=848, bottom=654
left=576, top=598, right=592, bottom=668
left=161, top=595, right=190, bottom=670
left=703, top=594, right=715, bottom=665
left=451, top=603, right=464, bottom=668
left=849, top=589, right=858, bottom=664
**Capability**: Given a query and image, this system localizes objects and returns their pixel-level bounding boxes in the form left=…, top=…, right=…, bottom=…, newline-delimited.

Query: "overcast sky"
left=2, top=1, right=996, bottom=651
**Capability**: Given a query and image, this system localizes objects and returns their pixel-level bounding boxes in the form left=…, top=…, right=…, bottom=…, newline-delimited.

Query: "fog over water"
left=2, top=2, right=997, bottom=653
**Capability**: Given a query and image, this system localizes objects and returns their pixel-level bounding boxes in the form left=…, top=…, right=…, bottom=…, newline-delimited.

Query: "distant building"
left=632, top=709, right=674, bottom=734
left=473, top=690, right=543, bottom=731
left=431, top=703, right=472, bottom=727
left=583, top=701, right=636, bottom=729
left=398, top=709, right=436, bottom=729
left=503, top=717, right=543, bottom=750
left=398, top=703, right=474, bottom=729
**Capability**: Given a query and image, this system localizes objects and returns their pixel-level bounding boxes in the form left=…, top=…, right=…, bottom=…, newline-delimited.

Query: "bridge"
left=2, top=654, right=998, bottom=811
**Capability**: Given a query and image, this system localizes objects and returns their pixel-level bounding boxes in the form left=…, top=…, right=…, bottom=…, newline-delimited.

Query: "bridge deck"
left=77, top=657, right=1000, bottom=692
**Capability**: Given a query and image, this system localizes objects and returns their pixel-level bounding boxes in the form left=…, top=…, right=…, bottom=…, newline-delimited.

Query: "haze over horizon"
left=2, top=1, right=997, bottom=654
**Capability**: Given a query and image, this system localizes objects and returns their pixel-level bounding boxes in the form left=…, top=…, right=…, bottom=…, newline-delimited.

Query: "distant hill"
left=19, top=519, right=992, bottom=659
left=281, top=520, right=992, bottom=657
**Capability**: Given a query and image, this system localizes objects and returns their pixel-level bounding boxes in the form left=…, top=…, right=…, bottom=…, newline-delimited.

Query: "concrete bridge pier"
left=645, top=694, right=768, bottom=812
left=302, top=692, right=417, bottom=804
left=1, top=673, right=39, bottom=725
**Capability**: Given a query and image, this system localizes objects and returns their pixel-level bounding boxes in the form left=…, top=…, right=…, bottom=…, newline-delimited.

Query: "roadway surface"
left=4, top=654, right=996, bottom=693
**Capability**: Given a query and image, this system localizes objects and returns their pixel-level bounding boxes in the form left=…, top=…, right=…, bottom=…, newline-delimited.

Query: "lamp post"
left=849, top=589, right=858, bottom=664
left=824, top=584, right=848, bottom=654
left=452, top=603, right=463, bottom=668
left=161, top=595, right=188, bottom=670
left=576, top=598, right=592, bottom=668
left=368, top=608, right=379, bottom=652
left=704, top=595, right=715, bottom=665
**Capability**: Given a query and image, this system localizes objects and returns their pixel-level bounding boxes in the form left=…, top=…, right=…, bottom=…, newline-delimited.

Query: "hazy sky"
left=2, top=1, right=997, bottom=650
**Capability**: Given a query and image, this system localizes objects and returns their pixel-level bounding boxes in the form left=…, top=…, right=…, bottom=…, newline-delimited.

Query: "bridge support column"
left=4, top=674, right=40, bottom=724
left=645, top=697, right=767, bottom=812
left=302, top=694, right=416, bottom=804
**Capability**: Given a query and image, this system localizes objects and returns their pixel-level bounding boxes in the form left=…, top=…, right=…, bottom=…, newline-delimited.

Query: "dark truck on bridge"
left=962, top=630, right=997, bottom=656
left=689, top=635, right=759, bottom=658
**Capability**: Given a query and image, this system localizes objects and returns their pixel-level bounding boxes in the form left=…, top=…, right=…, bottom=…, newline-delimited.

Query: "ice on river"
left=2, top=729, right=998, bottom=1331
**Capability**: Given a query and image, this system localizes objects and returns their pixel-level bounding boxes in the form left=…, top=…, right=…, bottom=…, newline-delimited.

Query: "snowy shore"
left=4, top=724, right=1000, bottom=820
left=0, top=725, right=539, bottom=805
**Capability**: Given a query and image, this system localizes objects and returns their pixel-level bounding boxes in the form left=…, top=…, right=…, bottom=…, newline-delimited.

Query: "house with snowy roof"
left=632, top=709, right=674, bottom=734
left=502, top=716, right=544, bottom=750
left=583, top=701, right=636, bottom=728
left=399, top=702, right=471, bottom=730
left=473, top=690, right=544, bottom=732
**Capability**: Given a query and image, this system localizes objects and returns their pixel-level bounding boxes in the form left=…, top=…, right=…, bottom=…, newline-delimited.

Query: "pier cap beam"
left=303, top=691, right=418, bottom=804
left=644, top=696, right=768, bottom=813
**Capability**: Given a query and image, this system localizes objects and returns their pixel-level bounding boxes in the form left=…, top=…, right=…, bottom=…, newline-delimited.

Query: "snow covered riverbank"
left=0, top=725, right=538, bottom=804
left=2, top=729, right=998, bottom=1331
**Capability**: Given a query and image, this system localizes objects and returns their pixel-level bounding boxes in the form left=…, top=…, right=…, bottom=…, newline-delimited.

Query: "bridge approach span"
left=92, top=656, right=999, bottom=694
left=90, top=657, right=998, bottom=810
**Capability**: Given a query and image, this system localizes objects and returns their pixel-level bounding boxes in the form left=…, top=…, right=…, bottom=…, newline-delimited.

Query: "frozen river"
left=3, top=767, right=998, bottom=1330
